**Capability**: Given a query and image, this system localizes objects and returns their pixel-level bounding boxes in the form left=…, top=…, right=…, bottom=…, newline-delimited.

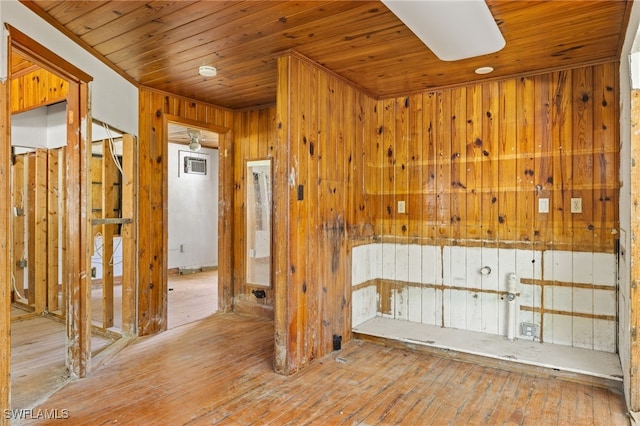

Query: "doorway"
left=6, top=33, right=95, bottom=410
left=166, top=120, right=220, bottom=328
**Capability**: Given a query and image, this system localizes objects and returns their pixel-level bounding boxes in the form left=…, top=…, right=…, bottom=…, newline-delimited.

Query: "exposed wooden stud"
left=121, top=134, right=137, bottom=335
left=47, top=148, right=60, bottom=311
left=12, top=155, right=26, bottom=303
left=101, top=138, right=116, bottom=328
left=27, top=153, right=35, bottom=305
left=27, top=149, right=48, bottom=313
left=60, top=147, right=68, bottom=316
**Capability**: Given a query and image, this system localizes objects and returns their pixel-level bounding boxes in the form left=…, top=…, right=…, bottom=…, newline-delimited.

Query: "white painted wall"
left=11, top=102, right=67, bottom=150
left=0, top=0, right=138, bottom=135
left=168, top=143, right=219, bottom=270
left=352, top=243, right=618, bottom=353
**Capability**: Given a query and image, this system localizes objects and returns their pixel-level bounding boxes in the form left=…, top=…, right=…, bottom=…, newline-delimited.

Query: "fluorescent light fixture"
left=198, top=65, right=217, bottom=77
left=382, top=0, right=505, bottom=61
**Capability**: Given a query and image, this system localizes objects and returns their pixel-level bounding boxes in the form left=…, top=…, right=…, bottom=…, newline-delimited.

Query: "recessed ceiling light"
left=198, top=65, right=217, bottom=77
left=475, top=66, right=494, bottom=75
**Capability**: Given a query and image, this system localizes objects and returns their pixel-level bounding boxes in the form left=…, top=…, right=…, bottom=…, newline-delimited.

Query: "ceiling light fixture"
left=382, top=0, right=505, bottom=61
left=189, top=137, right=201, bottom=152
left=475, top=66, right=494, bottom=75
left=187, top=129, right=202, bottom=151
left=198, top=65, right=217, bottom=77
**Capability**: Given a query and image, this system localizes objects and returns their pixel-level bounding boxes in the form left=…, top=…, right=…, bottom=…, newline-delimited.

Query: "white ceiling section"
left=382, top=0, right=505, bottom=61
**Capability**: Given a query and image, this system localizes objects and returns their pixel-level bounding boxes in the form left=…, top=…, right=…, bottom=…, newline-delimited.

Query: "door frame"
left=163, top=114, right=230, bottom=320
left=1, top=26, right=93, bottom=414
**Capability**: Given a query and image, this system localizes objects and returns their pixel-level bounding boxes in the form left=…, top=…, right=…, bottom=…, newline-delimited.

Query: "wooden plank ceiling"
left=21, top=1, right=633, bottom=110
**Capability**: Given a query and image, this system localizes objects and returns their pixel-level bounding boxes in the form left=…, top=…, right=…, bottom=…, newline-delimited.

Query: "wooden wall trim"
left=6, top=25, right=92, bottom=83
left=629, top=89, right=640, bottom=410
left=14, top=3, right=135, bottom=86
left=0, top=67, right=11, bottom=422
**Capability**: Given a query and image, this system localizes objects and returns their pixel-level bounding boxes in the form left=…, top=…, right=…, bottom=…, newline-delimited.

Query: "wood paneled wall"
left=232, top=107, right=276, bottom=317
left=10, top=68, right=68, bottom=113
left=274, top=52, right=375, bottom=374
left=365, top=63, right=619, bottom=253
left=137, top=88, right=233, bottom=335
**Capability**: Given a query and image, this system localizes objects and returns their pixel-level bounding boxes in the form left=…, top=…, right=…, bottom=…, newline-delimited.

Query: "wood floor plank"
left=19, top=313, right=628, bottom=425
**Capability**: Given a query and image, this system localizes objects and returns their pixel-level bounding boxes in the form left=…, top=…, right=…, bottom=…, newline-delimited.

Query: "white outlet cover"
left=397, top=200, right=406, bottom=214
left=571, top=197, right=582, bottom=213
left=538, top=198, right=549, bottom=214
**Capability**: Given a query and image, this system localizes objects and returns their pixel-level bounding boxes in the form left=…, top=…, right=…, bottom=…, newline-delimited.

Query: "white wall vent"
left=184, top=156, right=207, bottom=175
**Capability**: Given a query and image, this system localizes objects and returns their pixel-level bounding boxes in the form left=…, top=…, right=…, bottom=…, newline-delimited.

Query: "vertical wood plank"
left=47, top=148, right=59, bottom=311
left=551, top=70, right=573, bottom=248
left=34, top=149, right=48, bottom=314
left=121, top=134, right=137, bottom=335
left=482, top=81, right=499, bottom=241
left=516, top=77, right=535, bottom=243
left=572, top=67, right=594, bottom=252
left=12, top=156, right=26, bottom=302
left=498, top=80, right=516, bottom=242
left=27, top=153, right=36, bottom=305
left=465, top=84, right=482, bottom=240
left=273, top=54, right=291, bottom=374
left=629, top=89, right=640, bottom=411
left=0, top=70, right=12, bottom=419
left=593, top=63, right=618, bottom=251
left=101, top=138, right=117, bottom=328
left=450, top=88, right=467, bottom=241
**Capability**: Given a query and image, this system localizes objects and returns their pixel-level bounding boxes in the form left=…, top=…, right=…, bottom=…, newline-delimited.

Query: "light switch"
left=570, top=198, right=582, bottom=213
left=538, top=198, right=549, bottom=214
left=397, top=200, right=406, bottom=214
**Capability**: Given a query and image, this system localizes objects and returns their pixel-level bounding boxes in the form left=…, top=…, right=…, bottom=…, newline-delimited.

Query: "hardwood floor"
left=10, top=311, right=115, bottom=410
left=10, top=270, right=217, bottom=412
left=167, top=269, right=218, bottom=329
left=18, top=312, right=629, bottom=425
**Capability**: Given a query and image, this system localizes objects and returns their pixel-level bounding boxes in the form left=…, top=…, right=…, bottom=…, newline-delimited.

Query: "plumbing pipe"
left=506, top=273, right=518, bottom=340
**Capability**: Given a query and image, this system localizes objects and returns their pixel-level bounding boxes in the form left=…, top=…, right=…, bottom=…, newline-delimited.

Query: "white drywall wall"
left=168, top=143, right=219, bottom=270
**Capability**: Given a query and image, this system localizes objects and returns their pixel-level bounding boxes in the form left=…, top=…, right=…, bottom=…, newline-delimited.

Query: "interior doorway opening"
left=166, top=120, right=220, bottom=329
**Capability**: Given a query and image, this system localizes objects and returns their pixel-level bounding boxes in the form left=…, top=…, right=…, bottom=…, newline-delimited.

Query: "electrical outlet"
left=397, top=200, right=406, bottom=214
left=570, top=197, right=582, bottom=213
left=538, top=198, right=549, bottom=213
left=520, top=322, right=538, bottom=338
